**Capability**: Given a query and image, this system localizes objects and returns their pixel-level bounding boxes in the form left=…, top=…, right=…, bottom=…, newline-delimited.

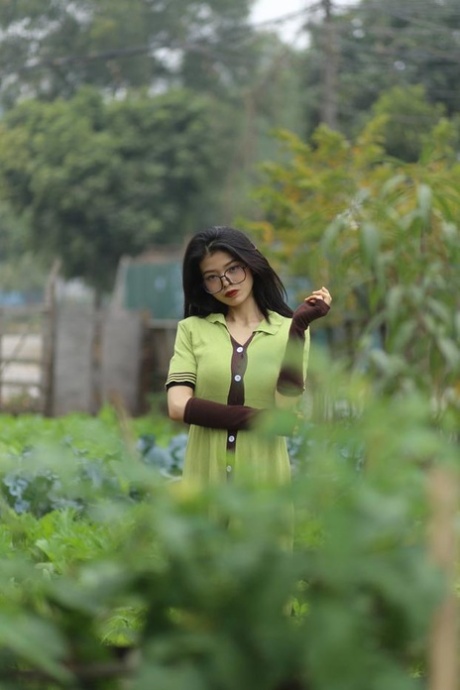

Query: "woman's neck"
left=226, top=299, right=264, bottom=327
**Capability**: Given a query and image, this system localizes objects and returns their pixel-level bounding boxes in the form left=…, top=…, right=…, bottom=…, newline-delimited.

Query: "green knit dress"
left=166, top=311, right=310, bottom=487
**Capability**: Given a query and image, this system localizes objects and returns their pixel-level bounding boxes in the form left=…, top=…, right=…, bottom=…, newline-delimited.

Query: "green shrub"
left=0, top=361, right=454, bottom=689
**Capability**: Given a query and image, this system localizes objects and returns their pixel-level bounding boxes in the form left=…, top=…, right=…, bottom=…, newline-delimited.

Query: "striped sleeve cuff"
left=165, top=371, right=196, bottom=388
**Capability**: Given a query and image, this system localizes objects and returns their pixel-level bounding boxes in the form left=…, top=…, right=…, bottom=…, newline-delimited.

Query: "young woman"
left=166, top=226, right=331, bottom=487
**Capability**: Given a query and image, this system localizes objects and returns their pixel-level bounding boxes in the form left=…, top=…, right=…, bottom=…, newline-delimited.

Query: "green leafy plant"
left=0, top=361, right=454, bottom=689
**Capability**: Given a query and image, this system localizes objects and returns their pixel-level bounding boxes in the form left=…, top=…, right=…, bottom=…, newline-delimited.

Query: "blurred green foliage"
left=368, top=86, right=450, bottom=163
left=0, top=0, right=255, bottom=106
left=0, top=357, right=455, bottom=689
left=0, top=0, right=305, bottom=298
left=0, top=88, right=224, bottom=292
left=303, top=0, right=460, bottom=138
left=245, top=116, right=460, bottom=427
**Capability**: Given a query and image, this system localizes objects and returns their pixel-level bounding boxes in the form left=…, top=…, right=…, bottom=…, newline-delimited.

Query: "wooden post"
left=90, top=304, right=103, bottom=415
left=428, top=466, right=458, bottom=690
left=42, top=259, right=60, bottom=416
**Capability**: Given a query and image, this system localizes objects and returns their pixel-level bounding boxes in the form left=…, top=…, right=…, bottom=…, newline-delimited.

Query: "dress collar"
left=206, top=310, right=283, bottom=335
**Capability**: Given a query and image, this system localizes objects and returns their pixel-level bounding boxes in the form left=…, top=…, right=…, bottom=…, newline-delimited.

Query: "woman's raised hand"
left=291, top=286, right=332, bottom=331
left=305, top=286, right=332, bottom=307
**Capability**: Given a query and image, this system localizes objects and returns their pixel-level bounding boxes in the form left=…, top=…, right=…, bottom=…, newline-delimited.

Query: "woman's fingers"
left=305, top=286, right=332, bottom=306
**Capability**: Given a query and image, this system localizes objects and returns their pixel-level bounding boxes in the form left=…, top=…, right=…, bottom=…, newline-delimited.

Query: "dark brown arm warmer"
left=184, top=398, right=299, bottom=436
left=184, top=397, right=260, bottom=431
left=276, top=299, right=330, bottom=396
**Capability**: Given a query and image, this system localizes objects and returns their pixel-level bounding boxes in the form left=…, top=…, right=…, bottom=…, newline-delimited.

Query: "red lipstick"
left=225, top=289, right=238, bottom=298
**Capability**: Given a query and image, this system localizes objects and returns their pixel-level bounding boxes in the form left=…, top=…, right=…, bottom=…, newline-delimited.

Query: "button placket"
left=225, top=336, right=252, bottom=457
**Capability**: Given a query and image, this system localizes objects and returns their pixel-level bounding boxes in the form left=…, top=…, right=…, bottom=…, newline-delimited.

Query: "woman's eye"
left=228, top=265, right=239, bottom=274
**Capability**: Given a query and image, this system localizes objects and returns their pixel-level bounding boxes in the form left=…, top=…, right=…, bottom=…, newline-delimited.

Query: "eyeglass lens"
left=204, top=265, right=246, bottom=294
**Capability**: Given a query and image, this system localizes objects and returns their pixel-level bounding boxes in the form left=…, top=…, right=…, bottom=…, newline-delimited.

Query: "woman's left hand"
left=291, top=286, right=331, bottom=331
left=305, top=286, right=332, bottom=306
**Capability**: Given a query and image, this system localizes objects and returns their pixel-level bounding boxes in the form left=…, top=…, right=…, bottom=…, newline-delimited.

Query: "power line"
left=249, top=6, right=318, bottom=31
left=0, top=5, right=325, bottom=77
left=346, top=2, right=460, bottom=35
left=4, top=1, right=458, bottom=79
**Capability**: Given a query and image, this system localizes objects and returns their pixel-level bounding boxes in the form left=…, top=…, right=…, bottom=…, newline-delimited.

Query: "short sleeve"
left=165, top=320, right=197, bottom=389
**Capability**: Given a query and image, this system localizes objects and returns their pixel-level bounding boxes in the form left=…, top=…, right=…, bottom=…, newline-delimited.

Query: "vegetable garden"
left=0, top=348, right=457, bottom=689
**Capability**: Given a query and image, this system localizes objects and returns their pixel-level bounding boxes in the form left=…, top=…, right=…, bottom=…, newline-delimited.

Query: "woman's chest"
left=192, top=328, right=288, bottom=400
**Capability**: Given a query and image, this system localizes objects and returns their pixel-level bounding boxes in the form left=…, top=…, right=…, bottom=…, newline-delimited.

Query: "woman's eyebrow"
left=202, top=260, right=239, bottom=275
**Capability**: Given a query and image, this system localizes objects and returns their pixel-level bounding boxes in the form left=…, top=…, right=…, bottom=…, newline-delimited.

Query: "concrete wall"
left=52, top=304, right=146, bottom=416
left=52, top=304, right=95, bottom=416
left=101, top=308, right=144, bottom=414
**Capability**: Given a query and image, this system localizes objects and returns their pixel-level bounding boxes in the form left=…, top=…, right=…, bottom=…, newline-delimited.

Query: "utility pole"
left=320, top=0, right=339, bottom=129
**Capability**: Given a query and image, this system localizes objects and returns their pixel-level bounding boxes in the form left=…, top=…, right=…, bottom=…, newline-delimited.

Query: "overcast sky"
left=250, top=0, right=351, bottom=44
left=251, top=0, right=305, bottom=23
left=250, top=0, right=307, bottom=43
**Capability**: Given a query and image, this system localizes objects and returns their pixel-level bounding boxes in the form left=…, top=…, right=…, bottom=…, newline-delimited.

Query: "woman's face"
left=200, top=250, right=254, bottom=308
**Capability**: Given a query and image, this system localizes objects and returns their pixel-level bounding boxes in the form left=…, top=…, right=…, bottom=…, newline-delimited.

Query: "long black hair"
left=182, top=226, right=293, bottom=319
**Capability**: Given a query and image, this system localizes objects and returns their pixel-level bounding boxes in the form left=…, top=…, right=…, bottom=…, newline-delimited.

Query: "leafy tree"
left=245, top=117, right=460, bottom=418
left=0, top=87, right=222, bottom=293
left=0, top=0, right=256, bottom=107
left=0, top=1, right=309, bottom=253
left=368, top=85, right=447, bottom=162
left=0, top=202, right=46, bottom=294
left=302, top=0, right=460, bottom=137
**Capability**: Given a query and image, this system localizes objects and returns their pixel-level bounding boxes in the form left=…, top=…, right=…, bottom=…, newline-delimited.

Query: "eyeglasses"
left=203, top=264, right=247, bottom=295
